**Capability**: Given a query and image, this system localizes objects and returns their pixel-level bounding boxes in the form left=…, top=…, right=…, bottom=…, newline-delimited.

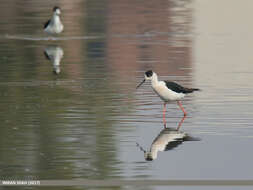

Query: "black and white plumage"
left=44, top=46, right=64, bottom=74
left=164, top=81, right=199, bottom=94
left=136, top=70, right=200, bottom=126
left=44, top=6, right=64, bottom=34
left=137, top=127, right=200, bottom=161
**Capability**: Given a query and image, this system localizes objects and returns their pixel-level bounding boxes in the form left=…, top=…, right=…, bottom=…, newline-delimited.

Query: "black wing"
left=165, top=81, right=199, bottom=94
left=165, top=140, right=184, bottom=151
left=44, top=19, right=50, bottom=29
left=165, top=136, right=200, bottom=151
left=154, top=128, right=184, bottom=151
left=183, top=135, right=201, bottom=141
left=43, top=50, right=51, bottom=60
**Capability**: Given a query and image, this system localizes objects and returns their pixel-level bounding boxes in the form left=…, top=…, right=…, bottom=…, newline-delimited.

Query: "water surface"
left=0, top=0, right=253, bottom=189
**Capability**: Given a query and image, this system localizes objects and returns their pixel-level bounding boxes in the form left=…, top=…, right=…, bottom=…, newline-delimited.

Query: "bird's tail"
left=185, top=88, right=200, bottom=93
left=192, top=88, right=200, bottom=91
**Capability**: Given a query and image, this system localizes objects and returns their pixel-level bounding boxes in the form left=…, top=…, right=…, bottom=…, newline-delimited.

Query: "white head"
left=144, top=70, right=155, bottom=80
left=136, top=70, right=157, bottom=89
left=53, top=6, right=61, bottom=15
left=144, top=151, right=157, bottom=161
left=53, top=66, right=61, bottom=75
left=136, top=143, right=155, bottom=161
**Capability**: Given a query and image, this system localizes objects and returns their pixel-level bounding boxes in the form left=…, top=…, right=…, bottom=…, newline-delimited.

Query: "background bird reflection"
left=44, top=45, right=64, bottom=74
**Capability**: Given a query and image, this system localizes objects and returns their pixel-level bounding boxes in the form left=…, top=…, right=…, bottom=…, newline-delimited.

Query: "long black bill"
left=136, top=79, right=145, bottom=89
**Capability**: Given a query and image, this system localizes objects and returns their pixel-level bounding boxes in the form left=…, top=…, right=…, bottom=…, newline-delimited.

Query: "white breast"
left=149, top=131, right=186, bottom=159
left=45, top=16, right=63, bottom=34
left=152, top=81, right=185, bottom=101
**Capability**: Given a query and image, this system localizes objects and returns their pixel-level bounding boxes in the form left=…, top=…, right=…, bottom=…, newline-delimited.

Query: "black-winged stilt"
left=44, top=46, right=64, bottom=74
left=44, top=6, right=64, bottom=34
left=136, top=118, right=200, bottom=161
left=136, top=70, right=199, bottom=126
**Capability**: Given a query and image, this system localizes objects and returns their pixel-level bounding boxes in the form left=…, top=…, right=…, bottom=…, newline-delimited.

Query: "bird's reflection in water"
left=44, top=45, right=64, bottom=74
left=137, top=116, right=200, bottom=161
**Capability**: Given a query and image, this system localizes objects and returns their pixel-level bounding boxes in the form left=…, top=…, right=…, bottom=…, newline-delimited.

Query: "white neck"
left=151, top=72, right=159, bottom=86
left=53, top=51, right=63, bottom=66
left=53, top=57, right=61, bottom=66
left=149, top=149, right=158, bottom=160
left=53, top=12, right=60, bottom=16
left=52, top=14, right=60, bottom=22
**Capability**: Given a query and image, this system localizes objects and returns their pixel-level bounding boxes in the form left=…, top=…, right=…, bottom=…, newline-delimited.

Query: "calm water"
left=1, top=0, right=253, bottom=189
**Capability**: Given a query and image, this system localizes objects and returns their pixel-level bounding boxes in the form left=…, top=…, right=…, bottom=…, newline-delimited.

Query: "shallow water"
left=0, top=0, right=253, bottom=189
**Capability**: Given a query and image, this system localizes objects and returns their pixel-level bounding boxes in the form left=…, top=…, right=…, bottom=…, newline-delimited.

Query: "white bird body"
left=147, top=130, right=186, bottom=160
left=44, top=15, right=63, bottom=34
left=139, top=127, right=200, bottom=161
left=152, top=80, right=186, bottom=101
left=44, top=46, right=64, bottom=74
left=44, top=7, right=63, bottom=34
left=136, top=70, right=199, bottom=125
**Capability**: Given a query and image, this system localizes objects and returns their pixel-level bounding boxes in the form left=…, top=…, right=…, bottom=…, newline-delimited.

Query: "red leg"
left=177, top=101, right=187, bottom=116
left=163, top=103, right=167, bottom=127
left=176, top=115, right=186, bottom=131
